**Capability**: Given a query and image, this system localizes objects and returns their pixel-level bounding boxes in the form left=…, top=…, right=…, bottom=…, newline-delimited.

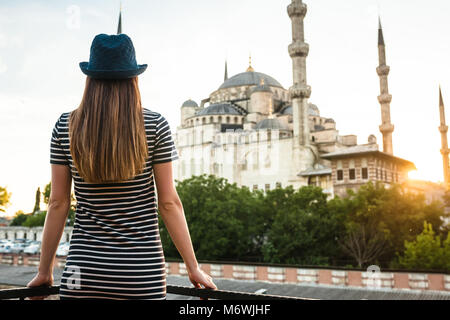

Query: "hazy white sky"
left=1, top=0, right=449, bottom=216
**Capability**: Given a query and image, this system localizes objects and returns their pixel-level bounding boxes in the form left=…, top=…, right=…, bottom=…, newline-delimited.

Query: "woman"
left=27, top=34, right=216, bottom=299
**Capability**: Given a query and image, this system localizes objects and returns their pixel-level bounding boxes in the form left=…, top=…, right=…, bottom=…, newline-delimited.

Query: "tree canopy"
left=0, top=186, right=11, bottom=213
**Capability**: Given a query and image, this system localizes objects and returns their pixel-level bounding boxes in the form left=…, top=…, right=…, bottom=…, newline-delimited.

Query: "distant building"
left=0, top=217, right=10, bottom=227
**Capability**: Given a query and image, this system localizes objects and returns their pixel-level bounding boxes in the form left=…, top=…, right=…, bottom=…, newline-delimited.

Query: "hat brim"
left=79, top=62, right=148, bottom=79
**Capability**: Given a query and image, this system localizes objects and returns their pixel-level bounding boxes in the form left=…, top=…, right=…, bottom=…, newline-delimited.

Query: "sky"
left=0, top=0, right=449, bottom=217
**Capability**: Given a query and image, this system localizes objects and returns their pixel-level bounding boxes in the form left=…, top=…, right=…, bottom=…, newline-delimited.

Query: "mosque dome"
left=219, top=71, right=283, bottom=90
left=196, top=103, right=242, bottom=116
left=251, top=78, right=273, bottom=94
left=181, top=99, right=199, bottom=108
left=255, top=118, right=289, bottom=131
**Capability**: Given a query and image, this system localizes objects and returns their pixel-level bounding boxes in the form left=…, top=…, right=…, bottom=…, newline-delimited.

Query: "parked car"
left=23, top=242, right=41, bottom=255
left=56, top=242, right=70, bottom=257
left=10, top=242, right=27, bottom=254
left=0, top=243, right=12, bottom=253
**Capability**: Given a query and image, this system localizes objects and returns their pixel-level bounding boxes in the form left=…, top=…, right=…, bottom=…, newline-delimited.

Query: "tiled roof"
left=321, top=144, right=416, bottom=169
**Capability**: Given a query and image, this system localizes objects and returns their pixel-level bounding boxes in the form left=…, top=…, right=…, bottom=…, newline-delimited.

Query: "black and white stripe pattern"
left=50, top=109, right=178, bottom=300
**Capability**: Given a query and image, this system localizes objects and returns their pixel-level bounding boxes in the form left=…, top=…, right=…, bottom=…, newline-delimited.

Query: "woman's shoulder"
left=53, top=111, right=73, bottom=128
left=142, top=108, right=167, bottom=124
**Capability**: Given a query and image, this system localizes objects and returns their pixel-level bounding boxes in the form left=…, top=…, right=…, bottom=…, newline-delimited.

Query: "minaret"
left=439, top=86, right=450, bottom=185
left=377, top=18, right=394, bottom=155
left=224, top=60, right=228, bottom=81
left=117, top=3, right=122, bottom=34
left=288, top=0, right=311, bottom=147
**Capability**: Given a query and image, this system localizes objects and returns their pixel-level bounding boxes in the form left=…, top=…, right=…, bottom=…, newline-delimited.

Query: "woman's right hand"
left=187, top=266, right=217, bottom=298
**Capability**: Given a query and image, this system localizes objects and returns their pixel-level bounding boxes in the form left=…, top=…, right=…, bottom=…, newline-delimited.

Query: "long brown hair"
left=69, top=77, right=148, bottom=183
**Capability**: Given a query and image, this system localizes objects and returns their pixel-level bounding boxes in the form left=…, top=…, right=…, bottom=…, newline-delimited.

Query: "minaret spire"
left=246, top=54, right=254, bottom=72
left=117, top=2, right=122, bottom=34
left=224, top=60, right=228, bottom=81
left=288, top=0, right=311, bottom=146
left=439, top=86, right=450, bottom=185
left=377, top=17, right=394, bottom=155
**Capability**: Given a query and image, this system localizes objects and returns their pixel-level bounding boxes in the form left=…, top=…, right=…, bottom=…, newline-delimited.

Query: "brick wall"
left=1, top=253, right=448, bottom=292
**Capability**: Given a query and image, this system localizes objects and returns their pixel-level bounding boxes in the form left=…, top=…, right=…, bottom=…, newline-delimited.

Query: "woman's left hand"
left=26, top=272, right=54, bottom=300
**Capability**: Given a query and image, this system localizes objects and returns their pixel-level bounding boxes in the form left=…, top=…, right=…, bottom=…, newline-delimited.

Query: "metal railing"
left=0, top=285, right=312, bottom=300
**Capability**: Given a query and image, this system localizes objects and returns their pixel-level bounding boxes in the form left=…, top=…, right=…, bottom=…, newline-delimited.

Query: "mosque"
left=171, top=0, right=416, bottom=198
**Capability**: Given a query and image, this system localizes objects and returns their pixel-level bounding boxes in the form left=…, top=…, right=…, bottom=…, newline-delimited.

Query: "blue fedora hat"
left=80, top=34, right=147, bottom=79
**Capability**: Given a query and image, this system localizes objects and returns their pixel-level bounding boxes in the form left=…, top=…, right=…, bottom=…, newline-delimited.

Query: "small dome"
left=219, top=71, right=283, bottom=90
left=281, top=105, right=292, bottom=115
left=324, top=118, right=335, bottom=123
left=196, top=103, right=241, bottom=116
left=308, top=103, right=320, bottom=117
left=279, top=104, right=319, bottom=116
left=181, top=99, right=198, bottom=108
left=255, top=118, right=289, bottom=130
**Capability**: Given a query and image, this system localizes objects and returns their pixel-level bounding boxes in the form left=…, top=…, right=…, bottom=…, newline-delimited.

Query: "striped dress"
left=50, top=108, right=179, bottom=300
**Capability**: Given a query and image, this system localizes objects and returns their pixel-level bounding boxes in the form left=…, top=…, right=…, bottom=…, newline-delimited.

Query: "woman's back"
left=51, top=109, right=178, bottom=300
left=27, top=33, right=215, bottom=300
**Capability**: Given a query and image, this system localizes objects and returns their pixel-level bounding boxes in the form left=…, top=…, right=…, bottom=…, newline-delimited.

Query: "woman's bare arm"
left=28, top=164, right=72, bottom=292
left=153, top=161, right=216, bottom=290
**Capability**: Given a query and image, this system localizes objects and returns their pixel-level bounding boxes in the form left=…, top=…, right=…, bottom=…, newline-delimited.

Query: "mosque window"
left=210, top=116, right=214, bottom=123
left=276, top=182, right=282, bottom=188
left=337, top=169, right=343, bottom=181
left=362, top=167, right=368, bottom=179
left=218, top=116, right=222, bottom=122
left=391, top=172, right=394, bottom=182
left=234, top=117, right=238, bottom=124
left=265, top=184, right=271, bottom=192
left=253, top=184, right=258, bottom=191
left=226, top=116, right=230, bottom=123
left=376, top=168, right=379, bottom=179
left=349, top=168, right=356, bottom=180
left=202, top=118, right=206, bottom=124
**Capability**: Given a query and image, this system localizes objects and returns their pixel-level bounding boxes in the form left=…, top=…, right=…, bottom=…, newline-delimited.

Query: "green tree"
left=0, top=186, right=11, bottom=213
left=333, top=181, right=446, bottom=268
left=23, top=211, right=47, bottom=227
left=43, top=182, right=51, bottom=205
left=160, top=174, right=262, bottom=261
left=33, top=187, right=41, bottom=214
left=9, top=210, right=29, bottom=226
left=396, top=222, right=450, bottom=270
left=261, top=185, right=346, bottom=265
